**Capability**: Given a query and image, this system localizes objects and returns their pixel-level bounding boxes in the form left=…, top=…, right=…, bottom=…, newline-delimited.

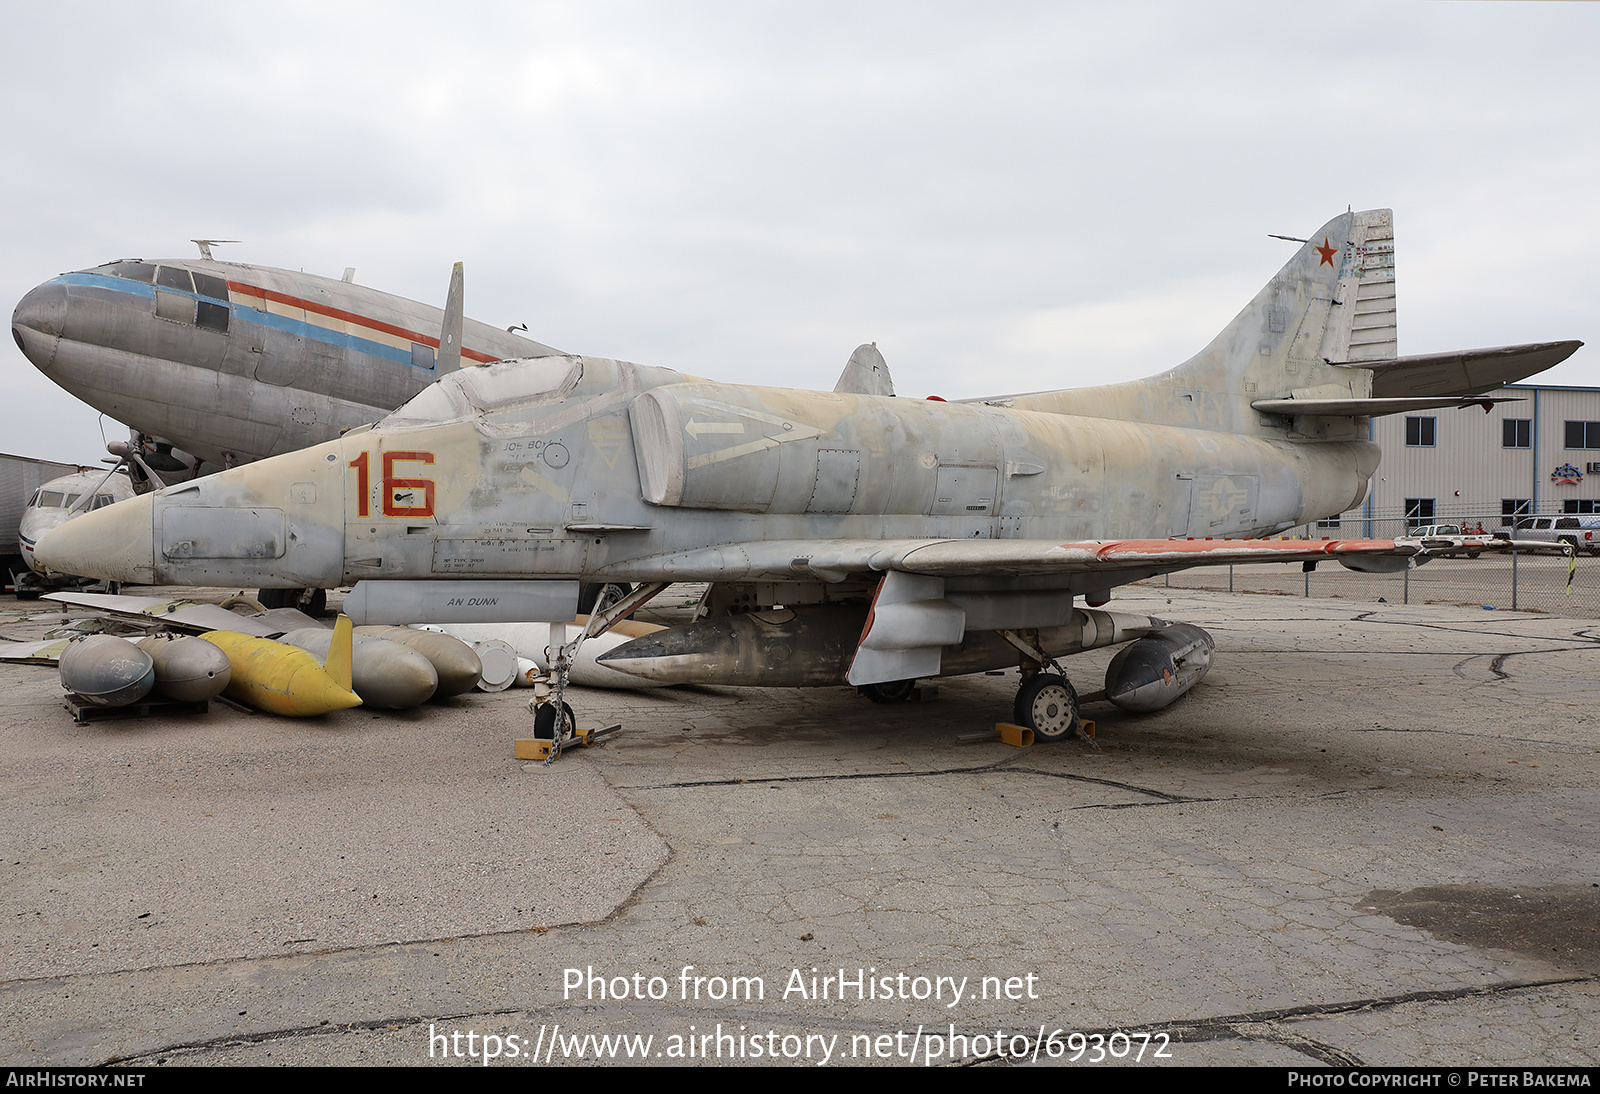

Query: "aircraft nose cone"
left=12, top=280, right=68, bottom=364
left=14, top=281, right=68, bottom=337
left=32, top=492, right=157, bottom=585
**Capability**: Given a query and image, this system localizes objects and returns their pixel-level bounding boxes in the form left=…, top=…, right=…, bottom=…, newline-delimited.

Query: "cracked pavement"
left=2, top=584, right=1598, bottom=1066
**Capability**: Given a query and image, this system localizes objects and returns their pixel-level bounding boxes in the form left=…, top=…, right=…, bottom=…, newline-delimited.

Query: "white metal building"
left=1309, top=382, right=1600, bottom=537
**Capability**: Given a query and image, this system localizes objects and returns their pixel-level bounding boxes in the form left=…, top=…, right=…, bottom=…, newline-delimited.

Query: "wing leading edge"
left=608, top=535, right=1476, bottom=585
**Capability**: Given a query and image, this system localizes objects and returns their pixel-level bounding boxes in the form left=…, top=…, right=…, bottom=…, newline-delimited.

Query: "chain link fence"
left=1142, top=549, right=1595, bottom=617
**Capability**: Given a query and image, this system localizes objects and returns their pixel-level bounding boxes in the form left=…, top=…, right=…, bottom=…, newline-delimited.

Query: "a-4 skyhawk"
left=33, top=209, right=1580, bottom=738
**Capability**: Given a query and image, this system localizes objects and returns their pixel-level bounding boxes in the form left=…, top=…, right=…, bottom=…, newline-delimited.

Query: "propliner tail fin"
left=324, top=613, right=354, bottom=692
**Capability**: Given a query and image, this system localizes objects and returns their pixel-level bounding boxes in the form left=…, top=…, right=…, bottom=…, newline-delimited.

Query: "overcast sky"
left=3, top=1, right=1596, bottom=464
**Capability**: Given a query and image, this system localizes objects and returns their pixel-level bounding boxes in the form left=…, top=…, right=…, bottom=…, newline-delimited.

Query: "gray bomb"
left=354, top=626, right=482, bottom=696
left=58, top=635, right=155, bottom=707
left=133, top=635, right=233, bottom=702
left=279, top=629, right=438, bottom=709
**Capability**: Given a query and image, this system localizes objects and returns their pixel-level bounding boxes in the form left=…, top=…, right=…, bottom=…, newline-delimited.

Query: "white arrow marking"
left=685, top=419, right=745, bottom=438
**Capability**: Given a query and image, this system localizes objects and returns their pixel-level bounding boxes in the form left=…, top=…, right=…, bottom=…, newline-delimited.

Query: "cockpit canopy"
left=28, top=489, right=118, bottom=511
left=379, top=355, right=585, bottom=430
left=89, top=261, right=230, bottom=302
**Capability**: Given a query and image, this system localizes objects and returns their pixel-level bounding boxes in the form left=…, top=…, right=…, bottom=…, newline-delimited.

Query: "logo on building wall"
left=1552, top=463, right=1584, bottom=485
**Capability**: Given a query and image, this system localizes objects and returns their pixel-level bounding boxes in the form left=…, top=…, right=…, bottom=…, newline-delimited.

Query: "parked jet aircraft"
left=32, top=209, right=1581, bottom=738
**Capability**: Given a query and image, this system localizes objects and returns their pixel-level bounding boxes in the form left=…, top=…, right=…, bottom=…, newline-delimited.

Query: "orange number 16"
left=349, top=451, right=436, bottom=518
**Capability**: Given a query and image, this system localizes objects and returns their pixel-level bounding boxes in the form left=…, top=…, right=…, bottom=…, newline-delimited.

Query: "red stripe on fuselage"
left=226, top=281, right=498, bottom=364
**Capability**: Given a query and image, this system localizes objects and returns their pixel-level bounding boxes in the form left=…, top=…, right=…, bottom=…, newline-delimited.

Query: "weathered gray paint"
left=33, top=209, right=1577, bottom=690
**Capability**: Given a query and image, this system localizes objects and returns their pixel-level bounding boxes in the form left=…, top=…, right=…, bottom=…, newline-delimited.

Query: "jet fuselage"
left=28, top=353, right=1379, bottom=595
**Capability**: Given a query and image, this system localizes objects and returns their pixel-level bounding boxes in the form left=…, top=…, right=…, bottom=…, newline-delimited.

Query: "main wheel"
left=1013, top=673, right=1080, bottom=742
left=533, top=701, right=576, bottom=741
left=577, top=582, right=632, bottom=615
left=257, top=588, right=327, bottom=616
left=859, top=679, right=917, bottom=704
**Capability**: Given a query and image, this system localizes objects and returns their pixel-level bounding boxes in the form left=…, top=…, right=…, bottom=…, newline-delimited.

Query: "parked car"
left=1492, top=516, right=1600, bottom=555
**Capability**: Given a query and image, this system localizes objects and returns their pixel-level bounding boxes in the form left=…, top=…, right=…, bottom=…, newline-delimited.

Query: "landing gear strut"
left=535, top=581, right=670, bottom=765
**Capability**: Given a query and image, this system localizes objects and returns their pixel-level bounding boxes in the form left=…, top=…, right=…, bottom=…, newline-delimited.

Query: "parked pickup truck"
left=1491, top=516, right=1600, bottom=555
left=1397, top=524, right=1497, bottom=558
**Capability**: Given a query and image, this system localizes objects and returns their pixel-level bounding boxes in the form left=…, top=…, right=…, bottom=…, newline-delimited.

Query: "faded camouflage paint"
left=35, top=210, right=1400, bottom=598
left=40, top=347, right=1376, bottom=590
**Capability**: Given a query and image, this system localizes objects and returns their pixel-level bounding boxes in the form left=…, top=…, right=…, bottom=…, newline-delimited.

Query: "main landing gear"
left=858, top=679, right=918, bottom=704
left=1012, top=672, right=1081, bottom=743
left=256, top=588, right=327, bottom=617
left=1001, top=629, right=1087, bottom=744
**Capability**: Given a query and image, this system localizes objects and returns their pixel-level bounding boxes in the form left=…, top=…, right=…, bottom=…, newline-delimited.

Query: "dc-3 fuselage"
left=34, top=209, right=1580, bottom=732
left=11, top=254, right=555, bottom=474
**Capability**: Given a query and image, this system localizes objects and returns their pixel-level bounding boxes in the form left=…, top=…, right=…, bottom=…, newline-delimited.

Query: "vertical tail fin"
left=1000, top=208, right=1398, bottom=436
left=1183, top=207, right=1396, bottom=414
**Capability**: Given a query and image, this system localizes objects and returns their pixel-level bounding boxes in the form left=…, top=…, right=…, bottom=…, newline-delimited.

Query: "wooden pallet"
left=63, top=694, right=209, bottom=725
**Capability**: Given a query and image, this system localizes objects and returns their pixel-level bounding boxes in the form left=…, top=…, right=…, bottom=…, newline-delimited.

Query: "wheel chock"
left=515, top=723, right=623, bottom=761
left=1078, top=719, right=1096, bottom=741
left=996, top=722, right=1034, bottom=748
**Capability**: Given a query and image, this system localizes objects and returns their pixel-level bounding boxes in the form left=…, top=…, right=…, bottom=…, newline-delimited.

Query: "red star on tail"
left=1315, top=237, right=1338, bottom=267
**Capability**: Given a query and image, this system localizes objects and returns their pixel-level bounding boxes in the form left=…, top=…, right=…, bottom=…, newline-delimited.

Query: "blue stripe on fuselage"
left=53, top=272, right=427, bottom=371
left=231, top=305, right=416, bottom=369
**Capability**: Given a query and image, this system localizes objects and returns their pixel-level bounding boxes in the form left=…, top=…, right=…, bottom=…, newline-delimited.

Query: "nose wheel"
left=533, top=700, right=576, bottom=741
left=1013, top=672, right=1081, bottom=743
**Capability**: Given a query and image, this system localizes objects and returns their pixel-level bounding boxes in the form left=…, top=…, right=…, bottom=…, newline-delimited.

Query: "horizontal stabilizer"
left=1333, top=341, right=1581, bottom=398
left=1250, top=395, right=1523, bottom=417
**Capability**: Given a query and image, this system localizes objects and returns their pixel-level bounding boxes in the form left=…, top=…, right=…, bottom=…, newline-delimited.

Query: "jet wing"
left=615, top=535, right=1470, bottom=584
left=0, top=638, right=75, bottom=664
left=39, top=592, right=319, bottom=637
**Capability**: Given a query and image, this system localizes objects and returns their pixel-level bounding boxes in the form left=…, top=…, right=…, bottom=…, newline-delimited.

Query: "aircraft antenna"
left=191, top=239, right=240, bottom=260
left=436, top=262, right=465, bottom=376
left=1267, top=234, right=1308, bottom=244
